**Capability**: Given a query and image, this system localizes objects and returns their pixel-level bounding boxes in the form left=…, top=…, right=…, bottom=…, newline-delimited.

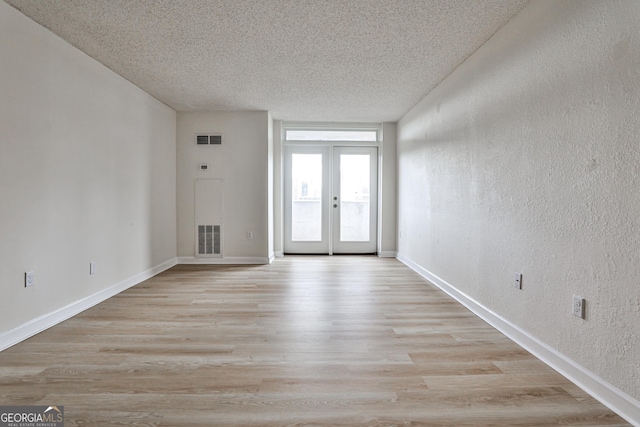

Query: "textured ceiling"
left=5, top=0, right=529, bottom=122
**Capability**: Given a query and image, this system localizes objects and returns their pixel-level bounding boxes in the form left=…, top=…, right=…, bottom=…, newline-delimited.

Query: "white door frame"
left=283, top=142, right=379, bottom=255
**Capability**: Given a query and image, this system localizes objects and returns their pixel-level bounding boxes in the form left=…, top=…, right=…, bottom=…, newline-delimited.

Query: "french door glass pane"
left=340, top=154, right=370, bottom=242
left=291, top=154, right=322, bottom=241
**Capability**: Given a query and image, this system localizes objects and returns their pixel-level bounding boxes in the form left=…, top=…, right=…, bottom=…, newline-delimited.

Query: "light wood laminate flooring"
left=0, top=256, right=629, bottom=426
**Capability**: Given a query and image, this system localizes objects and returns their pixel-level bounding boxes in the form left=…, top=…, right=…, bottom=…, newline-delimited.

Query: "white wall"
left=398, top=0, right=639, bottom=405
left=267, top=113, right=275, bottom=261
left=176, top=111, right=271, bottom=262
left=380, top=122, right=397, bottom=257
left=0, top=1, right=177, bottom=339
left=273, top=121, right=284, bottom=257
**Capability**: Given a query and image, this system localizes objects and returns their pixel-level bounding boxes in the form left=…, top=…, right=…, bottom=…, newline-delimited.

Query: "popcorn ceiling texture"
left=4, top=0, right=528, bottom=121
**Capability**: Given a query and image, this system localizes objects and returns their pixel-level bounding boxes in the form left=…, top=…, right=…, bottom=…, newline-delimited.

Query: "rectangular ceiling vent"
left=196, top=134, right=222, bottom=145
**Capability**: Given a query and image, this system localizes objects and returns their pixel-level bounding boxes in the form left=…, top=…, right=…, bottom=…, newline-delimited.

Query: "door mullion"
left=328, top=145, right=334, bottom=256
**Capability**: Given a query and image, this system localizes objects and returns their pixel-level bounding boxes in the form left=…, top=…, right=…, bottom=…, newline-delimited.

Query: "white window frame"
left=283, top=122, right=382, bottom=145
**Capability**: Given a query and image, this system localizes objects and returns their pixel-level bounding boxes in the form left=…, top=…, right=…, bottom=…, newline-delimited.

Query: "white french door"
left=284, top=145, right=331, bottom=254
left=332, top=146, right=378, bottom=253
left=284, top=145, right=378, bottom=254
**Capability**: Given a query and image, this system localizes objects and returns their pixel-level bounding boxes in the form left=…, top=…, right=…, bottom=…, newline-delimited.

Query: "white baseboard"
left=397, top=253, right=640, bottom=427
left=378, top=251, right=397, bottom=258
left=177, top=256, right=270, bottom=265
left=0, top=257, right=178, bottom=353
left=274, top=251, right=284, bottom=258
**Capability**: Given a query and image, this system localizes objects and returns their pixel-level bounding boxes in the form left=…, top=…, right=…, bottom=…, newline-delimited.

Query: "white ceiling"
left=5, top=0, right=529, bottom=122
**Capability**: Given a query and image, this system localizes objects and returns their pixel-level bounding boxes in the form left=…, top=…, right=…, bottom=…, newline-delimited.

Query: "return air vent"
left=198, top=225, right=221, bottom=255
left=195, top=179, right=223, bottom=258
left=196, top=134, right=222, bottom=145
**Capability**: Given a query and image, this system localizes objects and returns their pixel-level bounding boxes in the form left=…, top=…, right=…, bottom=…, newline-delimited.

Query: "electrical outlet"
left=90, top=262, right=97, bottom=275
left=514, top=273, right=522, bottom=289
left=247, top=231, right=253, bottom=240
left=572, top=295, right=585, bottom=319
left=25, top=271, right=35, bottom=287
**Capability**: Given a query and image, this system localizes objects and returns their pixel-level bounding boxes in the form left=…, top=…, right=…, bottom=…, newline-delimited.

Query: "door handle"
left=333, top=204, right=338, bottom=208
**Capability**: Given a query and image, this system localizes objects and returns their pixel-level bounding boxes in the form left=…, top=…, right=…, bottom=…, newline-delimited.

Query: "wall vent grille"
left=198, top=225, right=221, bottom=255
left=196, top=134, right=222, bottom=145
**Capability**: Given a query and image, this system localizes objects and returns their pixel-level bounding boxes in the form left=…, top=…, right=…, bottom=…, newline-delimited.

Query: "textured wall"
left=176, top=111, right=270, bottom=260
left=267, top=113, right=274, bottom=259
left=380, top=122, right=398, bottom=256
left=397, top=0, right=640, bottom=400
left=0, top=1, right=177, bottom=333
left=273, top=121, right=284, bottom=256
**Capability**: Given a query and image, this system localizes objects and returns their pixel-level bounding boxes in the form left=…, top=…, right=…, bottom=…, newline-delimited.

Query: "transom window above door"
left=284, top=126, right=380, bottom=142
